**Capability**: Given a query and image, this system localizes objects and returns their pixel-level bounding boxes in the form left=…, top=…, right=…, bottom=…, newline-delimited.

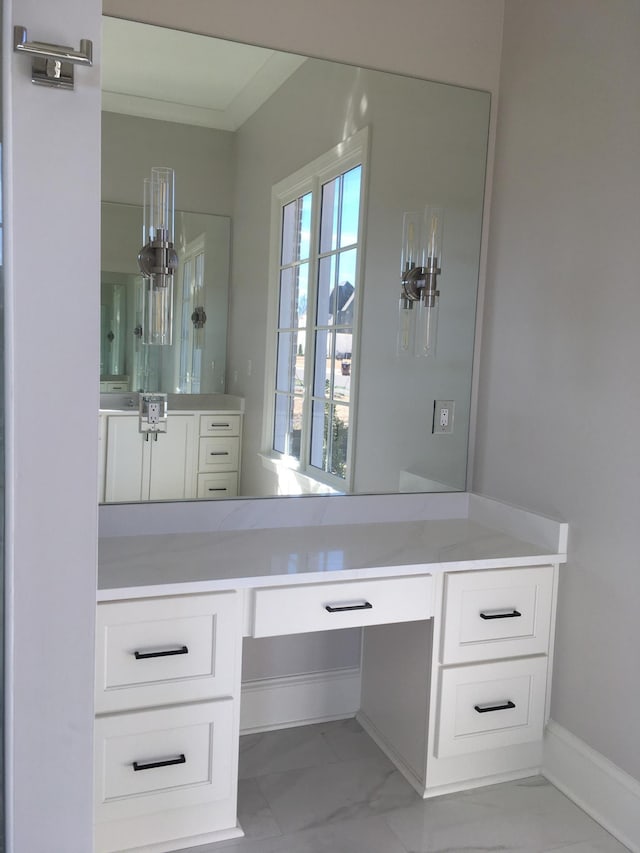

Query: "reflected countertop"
left=99, top=392, right=245, bottom=414
left=98, top=515, right=566, bottom=601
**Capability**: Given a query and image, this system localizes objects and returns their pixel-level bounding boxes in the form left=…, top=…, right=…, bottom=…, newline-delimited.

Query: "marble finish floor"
left=176, top=719, right=629, bottom=853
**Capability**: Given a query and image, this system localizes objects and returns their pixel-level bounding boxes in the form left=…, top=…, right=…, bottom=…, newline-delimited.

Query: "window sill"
left=259, top=452, right=344, bottom=496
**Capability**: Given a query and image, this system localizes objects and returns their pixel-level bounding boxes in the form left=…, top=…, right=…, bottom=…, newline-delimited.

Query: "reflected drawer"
left=441, top=565, right=554, bottom=664
left=197, top=472, right=238, bottom=499
left=95, top=592, right=239, bottom=713
left=252, top=574, right=433, bottom=638
left=198, top=437, right=239, bottom=471
left=199, top=414, right=241, bottom=437
left=95, top=699, right=234, bottom=823
left=436, top=656, right=547, bottom=758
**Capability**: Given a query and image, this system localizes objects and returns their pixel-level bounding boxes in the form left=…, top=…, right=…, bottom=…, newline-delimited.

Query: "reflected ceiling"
left=102, top=18, right=306, bottom=130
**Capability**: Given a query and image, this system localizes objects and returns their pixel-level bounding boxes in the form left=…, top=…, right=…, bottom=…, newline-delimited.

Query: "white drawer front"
left=95, top=699, right=234, bottom=823
left=441, top=565, right=554, bottom=664
left=252, top=575, right=433, bottom=638
left=199, top=414, right=240, bottom=437
left=198, top=436, right=239, bottom=471
left=95, top=592, right=239, bottom=713
left=436, top=656, right=547, bottom=758
left=197, top=472, right=238, bottom=499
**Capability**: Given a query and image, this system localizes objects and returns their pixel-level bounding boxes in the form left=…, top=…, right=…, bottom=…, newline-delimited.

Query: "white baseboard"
left=119, top=825, right=243, bottom=853
left=543, top=720, right=640, bottom=852
left=240, top=667, right=361, bottom=734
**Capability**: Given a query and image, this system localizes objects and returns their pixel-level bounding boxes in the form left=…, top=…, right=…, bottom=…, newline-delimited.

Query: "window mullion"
left=299, top=175, right=322, bottom=474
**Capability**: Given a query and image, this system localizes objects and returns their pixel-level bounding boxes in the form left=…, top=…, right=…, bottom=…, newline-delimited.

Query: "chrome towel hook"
left=13, top=25, right=93, bottom=90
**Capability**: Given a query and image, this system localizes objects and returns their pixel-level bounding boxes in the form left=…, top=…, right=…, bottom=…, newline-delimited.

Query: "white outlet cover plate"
left=433, top=400, right=455, bottom=434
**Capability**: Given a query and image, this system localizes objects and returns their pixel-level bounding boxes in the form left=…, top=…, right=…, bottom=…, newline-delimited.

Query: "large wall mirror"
left=100, top=17, right=490, bottom=502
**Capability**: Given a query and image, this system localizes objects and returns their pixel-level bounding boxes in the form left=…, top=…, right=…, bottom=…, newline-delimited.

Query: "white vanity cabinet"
left=359, top=563, right=557, bottom=796
left=431, top=565, right=555, bottom=778
left=96, top=499, right=567, bottom=851
left=100, top=408, right=243, bottom=503
left=94, top=591, right=243, bottom=853
left=103, top=414, right=196, bottom=503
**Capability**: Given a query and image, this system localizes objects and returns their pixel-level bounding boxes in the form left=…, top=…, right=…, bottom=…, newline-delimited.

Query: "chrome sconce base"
left=137, top=239, right=178, bottom=280
left=191, top=306, right=207, bottom=329
left=401, top=263, right=441, bottom=306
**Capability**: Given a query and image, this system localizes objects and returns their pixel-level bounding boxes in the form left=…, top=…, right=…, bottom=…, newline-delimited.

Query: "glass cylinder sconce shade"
left=423, top=206, right=444, bottom=268
left=398, top=205, right=444, bottom=359
left=396, top=296, right=415, bottom=356
left=415, top=205, right=443, bottom=358
left=401, top=211, right=421, bottom=275
left=416, top=297, right=438, bottom=357
left=143, top=274, right=174, bottom=347
left=138, top=167, right=177, bottom=346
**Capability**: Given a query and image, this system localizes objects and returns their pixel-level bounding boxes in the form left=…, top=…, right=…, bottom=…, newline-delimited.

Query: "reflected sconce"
left=137, top=167, right=178, bottom=346
left=397, top=206, right=444, bottom=358
left=191, top=306, right=207, bottom=351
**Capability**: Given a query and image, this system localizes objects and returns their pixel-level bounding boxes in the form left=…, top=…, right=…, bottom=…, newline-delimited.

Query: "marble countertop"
left=98, top=516, right=565, bottom=601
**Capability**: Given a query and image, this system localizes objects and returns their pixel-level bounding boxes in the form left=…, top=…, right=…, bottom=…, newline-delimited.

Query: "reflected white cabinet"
left=196, top=414, right=242, bottom=498
left=103, top=414, right=195, bottom=502
left=100, top=409, right=243, bottom=502
left=100, top=378, right=130, bottom=392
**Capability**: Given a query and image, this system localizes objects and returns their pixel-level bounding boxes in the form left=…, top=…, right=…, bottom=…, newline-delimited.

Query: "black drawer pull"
left=133, top=753, right=186, bottom=772
left=474, top=700, right=516, bottom=714
left=208, top=488, right=227, bottom=492
left=134, top=645, right=189, bottom=660
left=325, top=601, right=373, bottom=613
left=479, top=609, right=522, bottom=620
left=209, top=451, right=229, bottom=456
left=210, top=423, right=230, bottom=428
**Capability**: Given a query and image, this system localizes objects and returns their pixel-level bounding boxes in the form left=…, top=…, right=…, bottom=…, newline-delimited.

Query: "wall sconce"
left=137, top=167, right=178, bottom=346
left=397, top=206, right=444, bottom=358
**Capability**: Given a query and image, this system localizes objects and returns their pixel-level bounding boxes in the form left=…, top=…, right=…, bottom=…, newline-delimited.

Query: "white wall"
left=4, top=0, right=101, bottom=850
left=102, top=0, right=504, bottom=94
left=474, top=0, right=640, bottom=781
left=102, top=111, right=235, bottom=213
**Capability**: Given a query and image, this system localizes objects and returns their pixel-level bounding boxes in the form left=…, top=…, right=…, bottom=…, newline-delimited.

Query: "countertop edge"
left=97, top=551, right=567, bottom=602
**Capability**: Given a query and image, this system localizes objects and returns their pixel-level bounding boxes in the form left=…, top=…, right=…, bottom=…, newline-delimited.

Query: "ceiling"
left=102, top=18, right=306, bottom=131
